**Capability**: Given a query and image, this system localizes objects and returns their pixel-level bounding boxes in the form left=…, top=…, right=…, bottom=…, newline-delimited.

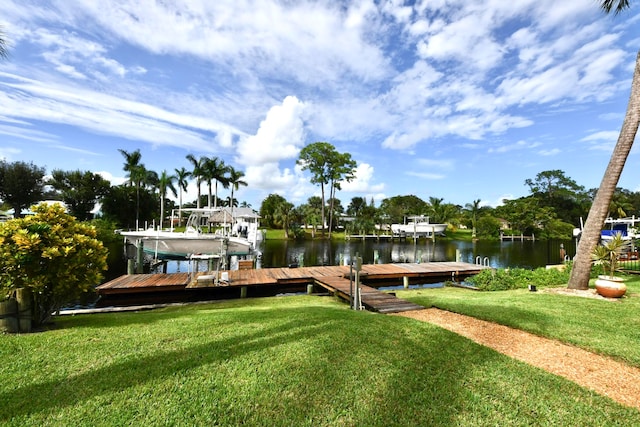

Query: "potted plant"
left=591, top=232, right=630, bottom=298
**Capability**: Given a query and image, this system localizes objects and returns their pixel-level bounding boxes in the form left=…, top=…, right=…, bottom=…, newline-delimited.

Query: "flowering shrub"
left=0, top=203, right=108, bottom=326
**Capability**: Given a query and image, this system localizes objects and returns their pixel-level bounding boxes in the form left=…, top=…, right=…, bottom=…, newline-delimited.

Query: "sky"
left=2, top=1, right=640, bottom=212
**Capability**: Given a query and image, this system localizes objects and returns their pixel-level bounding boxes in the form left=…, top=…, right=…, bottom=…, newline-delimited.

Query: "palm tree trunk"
left=328, top=181, right=336, bottom=239
left=214, top=181, right=218, bottom=209
left=208, top=182, right=213, bottom=209
left=320, top=184, right=325, bottom=238
left=196, top=180, right=201, bottom=209
left=160, top=193, right=165, bottom=230
left=568, top=51, right=640, bottom=290
left=230, top=187, right=235, bottom=218
left=178, top=190, right=183, bottom=226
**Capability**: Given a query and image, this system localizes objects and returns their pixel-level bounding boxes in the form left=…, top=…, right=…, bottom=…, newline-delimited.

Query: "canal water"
left=259, top=238, right=576, bottom=269
left=140, top=237, right=577, bottom=275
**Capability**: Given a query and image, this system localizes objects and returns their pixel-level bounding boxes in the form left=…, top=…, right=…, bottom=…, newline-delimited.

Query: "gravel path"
left=395, top=308, right=640, bottom=411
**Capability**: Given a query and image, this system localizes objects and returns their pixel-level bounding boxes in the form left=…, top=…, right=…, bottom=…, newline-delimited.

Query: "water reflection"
left=260, top=238, right=577, bottom=269
left=147, top=238, right=577, bottom=274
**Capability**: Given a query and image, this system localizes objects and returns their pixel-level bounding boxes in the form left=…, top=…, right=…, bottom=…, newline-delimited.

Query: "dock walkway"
left=96, top=262, right=489, bottom=313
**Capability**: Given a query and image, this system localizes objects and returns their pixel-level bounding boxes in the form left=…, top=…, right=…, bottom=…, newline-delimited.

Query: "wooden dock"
left=96, top=262, right=489, bottom=313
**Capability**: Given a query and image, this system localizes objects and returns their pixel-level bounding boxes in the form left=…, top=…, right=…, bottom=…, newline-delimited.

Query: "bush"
left=0, top=203, right=108, bottom=326
left=476, top=216, right=502, bottom=239
left=466, top=265, right=571, bottom=291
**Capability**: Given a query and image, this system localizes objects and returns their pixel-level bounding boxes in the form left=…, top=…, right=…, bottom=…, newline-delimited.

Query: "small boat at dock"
left=118, top=207, right=262, bottom=259
left=391, top=215, right=447, bottom=238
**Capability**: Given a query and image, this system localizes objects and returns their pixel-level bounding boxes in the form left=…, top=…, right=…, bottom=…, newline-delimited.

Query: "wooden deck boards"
left=96, top=262, right=489, bottom=312
left=312, top=275, right=424, bottom=313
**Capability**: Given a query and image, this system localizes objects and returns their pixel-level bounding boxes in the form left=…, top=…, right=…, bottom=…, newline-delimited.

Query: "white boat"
left=391, top=215, right=447, bottom=237
left=601, top=216, right=640, bottom=241
left=118, top=207, right=262, bottom=259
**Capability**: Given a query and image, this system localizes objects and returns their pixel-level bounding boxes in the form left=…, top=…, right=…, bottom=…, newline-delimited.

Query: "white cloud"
left=341, top=162, right=385, bottom=193
left=97, top=170, right=126, bottom=186
left=406, top=171, right=446, bottom=180
left=538, top=148, right=561, bottom=156
left=0, top=146, right=21, bottom=161
left=488, top=140, right=529, bottom=153
left=582, top=130, right=620, bottom=151
left=581, top=131, right=620, bottom=142
left=236, top=96, right=306, bottom=166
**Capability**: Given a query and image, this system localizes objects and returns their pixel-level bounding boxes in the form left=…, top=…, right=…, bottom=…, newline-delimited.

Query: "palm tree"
left=157, top=170, right=177, bottom=229
left=186, top=154, right=207, bottom=209
left=228, top=167, right=247, bottom=217
left=601, top=0, right=630, bottom=14
left=465, top=199, right=482, bottom=239
left=208, top=157, right=230, bottom=209
left=174, top=167, right=190, bottom=225
left=222, top=196, right=238, bottom=208
left=274, top=200, right=295, bottom=239
left=568, top=1, right=639, bottom=290
left=0, top=26, right=8, bottom=60
left=118, top=149, right=146, bottom=227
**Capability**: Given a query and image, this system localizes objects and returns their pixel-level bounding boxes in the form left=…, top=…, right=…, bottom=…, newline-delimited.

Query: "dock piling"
left=136, top=241, right=144, bottom=274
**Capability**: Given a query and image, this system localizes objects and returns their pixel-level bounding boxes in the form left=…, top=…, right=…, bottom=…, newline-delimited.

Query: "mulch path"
left=395, top=307, right=640, bottom=411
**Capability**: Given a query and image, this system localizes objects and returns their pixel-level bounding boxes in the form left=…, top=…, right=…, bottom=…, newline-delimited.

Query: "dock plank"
left=97, top=262, right=490, bottom=311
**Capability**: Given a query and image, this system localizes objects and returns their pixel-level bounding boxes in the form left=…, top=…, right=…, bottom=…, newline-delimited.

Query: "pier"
left=96, top=262, right=489, bottom=312
left=499, top=233, right=535, bottom=241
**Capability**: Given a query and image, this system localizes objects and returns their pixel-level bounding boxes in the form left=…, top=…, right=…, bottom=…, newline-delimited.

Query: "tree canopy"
left=0, top=160, right=46, bottom=218
left=48, top=170, right=111, bottom=221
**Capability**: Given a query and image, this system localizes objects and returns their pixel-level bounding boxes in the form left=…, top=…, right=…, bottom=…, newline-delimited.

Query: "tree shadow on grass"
left=3, top=303, right=636, bottom=425
left=0, top=311, right=335, bottom=422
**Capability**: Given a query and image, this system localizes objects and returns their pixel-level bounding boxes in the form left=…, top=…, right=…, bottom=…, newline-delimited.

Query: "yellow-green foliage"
left=0, top=203, right=108, bottom=325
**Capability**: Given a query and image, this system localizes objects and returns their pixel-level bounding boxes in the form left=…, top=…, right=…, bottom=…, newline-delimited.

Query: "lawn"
left=1, top=290, right=638, bottom=426
left=398, top=274, right=640, bottom=368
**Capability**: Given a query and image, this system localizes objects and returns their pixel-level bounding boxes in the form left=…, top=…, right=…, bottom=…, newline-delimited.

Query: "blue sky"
left=1, top=1, right=640, bottom=211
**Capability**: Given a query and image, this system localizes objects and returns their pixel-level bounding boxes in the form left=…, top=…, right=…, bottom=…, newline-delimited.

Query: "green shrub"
left=467, top=265, right=571, bottom=291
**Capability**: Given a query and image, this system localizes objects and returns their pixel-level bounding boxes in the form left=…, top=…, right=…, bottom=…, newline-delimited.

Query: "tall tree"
left=274, top=199, right=295, bottom=239
left=297, top=142, right=355, bottom=238
left=48, top=170, right=111, bottom=221
left=525, top=170, right=588, bottom=224
left=569, top=2, right=639, bottom=290
left=210, top=158, right=230, bottom=209
left=259, top=193, right=288, bottom=228
left=157, top=170, right=177, bottom=229
left=379, top=195, right=428, bottom=225
left=101, top=185, right=158, bottom=228
left=297, top=142, right=334, bottom=237
left=174, top=167, right=190, bottom=225
left=0, top=160, right=46, bottom=218
left=228, top=167, right=247, bottom=217
left=118, top=149, right=147, bottom=227
left=186, top=154, right=207, bottom=209
left=301, top=197, right=322, bottom=238
left=327, top=151, right=357, bottom=239
left=464, top=199, right=482, bottom=239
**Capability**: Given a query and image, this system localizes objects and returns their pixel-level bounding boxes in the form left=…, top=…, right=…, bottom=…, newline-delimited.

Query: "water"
left=150, top=237, right=577, bottom=274
left=259, top=238, right=576, bottom=269
left=69, top=237, right=574, bottom=310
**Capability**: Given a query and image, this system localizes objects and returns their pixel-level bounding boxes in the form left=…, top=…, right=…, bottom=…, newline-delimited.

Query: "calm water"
left=259, top=238, right=577, bottom=269
left=155, top=237, right=577, bottom=274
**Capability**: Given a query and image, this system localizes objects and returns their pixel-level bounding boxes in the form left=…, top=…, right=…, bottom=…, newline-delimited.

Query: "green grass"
left=1, top=295, right=638, bottom=426
left=398, top=275, right=640, bottom=367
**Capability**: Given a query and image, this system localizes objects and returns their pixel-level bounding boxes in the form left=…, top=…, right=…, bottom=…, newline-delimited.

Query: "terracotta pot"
left=595, top=275, right=627, bottom=298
